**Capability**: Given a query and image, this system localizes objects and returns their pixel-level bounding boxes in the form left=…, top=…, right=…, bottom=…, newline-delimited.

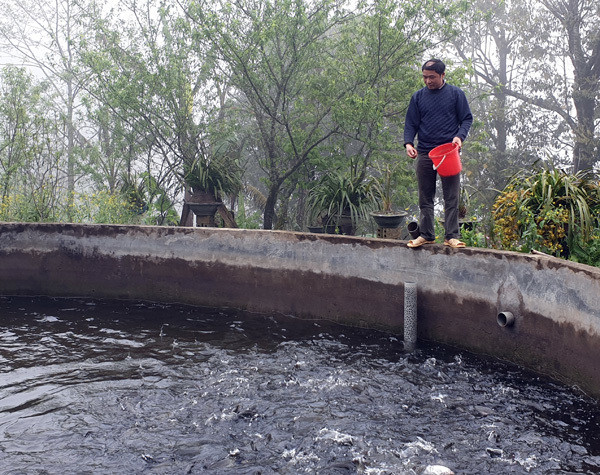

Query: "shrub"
left=492, top=165, right=599, bottom=258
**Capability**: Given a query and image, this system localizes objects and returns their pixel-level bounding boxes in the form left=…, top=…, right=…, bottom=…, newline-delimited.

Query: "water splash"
left=1, top=296, right=600, bottom=474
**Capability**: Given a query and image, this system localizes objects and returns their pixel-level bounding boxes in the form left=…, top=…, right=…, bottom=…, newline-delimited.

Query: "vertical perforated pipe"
left=404, top=282, right=417, bottom=351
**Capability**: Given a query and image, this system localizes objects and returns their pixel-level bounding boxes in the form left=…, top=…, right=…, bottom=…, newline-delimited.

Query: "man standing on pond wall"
left=404, top=59, right=473, bottom=249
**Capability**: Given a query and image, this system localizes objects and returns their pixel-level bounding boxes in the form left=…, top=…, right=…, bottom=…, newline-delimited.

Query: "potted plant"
left=307, top=170, right=376, bottom=235
left=307, top=223, right=324, bottom=233
left=179, top=148, right=242, bottom=227
left=371, top=163, right=408, bottom=229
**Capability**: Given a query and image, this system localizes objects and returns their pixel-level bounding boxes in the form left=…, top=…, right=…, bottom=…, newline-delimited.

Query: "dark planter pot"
left=371, top=211, right=408, bottom=229
left=319, top=213, right=357, bottom=235
left=187, top=202, right=222, bottom=217
left=460, top=219, right=480, bottom=232
left=323, top=225, right=337, bottom=234
left=187, top=201, right=222, bottom=227
left=321, top=215, right=338, bottom=234
left=337, top=214, right=356, bottom=235
left=407, top=221, right=420, bottom=239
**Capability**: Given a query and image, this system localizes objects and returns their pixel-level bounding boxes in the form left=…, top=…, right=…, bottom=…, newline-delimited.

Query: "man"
left=404, top=59, right=473, bottom=248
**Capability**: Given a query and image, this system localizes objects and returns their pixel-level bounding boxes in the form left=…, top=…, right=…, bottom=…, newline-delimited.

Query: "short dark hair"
left=422, top=59, right=445, bottom=75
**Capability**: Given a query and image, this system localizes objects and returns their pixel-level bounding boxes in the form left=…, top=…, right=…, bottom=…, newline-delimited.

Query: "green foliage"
left=372, top=163, right=396, bottom=213
left=0, top=67, right=45, bottom=193
left=308, top=169, right=377, bottom=227
left=570, top=228, right=600, bottom=268
left=235, top=193, right=262, bottom=229
left=0, top=190, right=55, bottom=222
left=119, top=172, right=180, bottom=226
left=492, top=164, right=600, bottom=258
left=236, top=209, right=263, bottom=230
left=182, top=149, right=243, bottom=201
left=433, top=218, right=444, bottom=243
left=70, top=191, right=140, bottom=224
left=460, top=225, right=487, bottom=248
left=371, top=157, right=416, bottom=214
left=0, top=190, right=138, bottom=225
left=79, top=0, right=225, bottom=203
left=120, top=174, right=148, bottom=215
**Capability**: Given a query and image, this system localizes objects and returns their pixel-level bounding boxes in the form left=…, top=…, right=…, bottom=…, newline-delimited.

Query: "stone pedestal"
left=376, top=227, right=403, bottom=240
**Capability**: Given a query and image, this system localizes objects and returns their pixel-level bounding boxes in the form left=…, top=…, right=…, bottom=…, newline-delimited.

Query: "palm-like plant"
left=308, top=170, right=377, bottom=234
left=370, top=157, right=415, bottom=216
left=523, top=167, right=595, bottom=241
left=184, top=157, right=241, bottom=202
left=120, top=173, right=148, bottom=215
left=182, top=140, right=243, bottom=202
left=492, top=164, right=599, bottom=257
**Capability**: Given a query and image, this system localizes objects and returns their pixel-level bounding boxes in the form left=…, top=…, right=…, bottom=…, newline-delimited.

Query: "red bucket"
left=428, top=142, right=461, bottom=177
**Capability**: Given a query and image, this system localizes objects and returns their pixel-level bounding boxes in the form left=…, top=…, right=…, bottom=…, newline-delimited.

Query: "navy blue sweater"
left=403, top=83, right=473, bottom=154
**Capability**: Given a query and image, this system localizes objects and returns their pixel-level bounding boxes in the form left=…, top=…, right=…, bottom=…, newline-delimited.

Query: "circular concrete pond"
left=1, top=222, right=599, bottom=396
left=2, top=222, right=600, bottom=473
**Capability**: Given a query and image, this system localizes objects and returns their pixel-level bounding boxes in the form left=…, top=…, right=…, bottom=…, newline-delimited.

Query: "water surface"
left=1, top=296, right=600, bottom=474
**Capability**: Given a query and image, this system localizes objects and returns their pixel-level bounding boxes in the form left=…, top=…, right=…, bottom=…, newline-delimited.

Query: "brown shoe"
left=407, top=236, right=436, bottom=248
left=444, top=238, right=466, bottom=248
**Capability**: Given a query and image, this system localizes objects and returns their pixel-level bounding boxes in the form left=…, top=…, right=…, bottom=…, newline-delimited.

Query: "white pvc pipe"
left=404, top=282, right=417, bottom=351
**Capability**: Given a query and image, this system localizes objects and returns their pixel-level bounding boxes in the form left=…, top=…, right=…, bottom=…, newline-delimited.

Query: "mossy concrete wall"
left=2, top=222, right=600, bottom=396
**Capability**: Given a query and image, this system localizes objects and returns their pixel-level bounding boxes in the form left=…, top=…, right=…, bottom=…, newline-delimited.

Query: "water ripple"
left=1, top=296, right=600, bottom=474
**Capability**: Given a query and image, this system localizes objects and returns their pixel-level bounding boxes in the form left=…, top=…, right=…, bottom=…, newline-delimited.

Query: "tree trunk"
left=67, top=77, right=75, bottom=221
left=543, top=0, right=599, bottom=172
left=572, top=98, right=596, bottom=172
left=570, top=65, right=598, bottom=172
left=263, top=186, right=279, bottom=230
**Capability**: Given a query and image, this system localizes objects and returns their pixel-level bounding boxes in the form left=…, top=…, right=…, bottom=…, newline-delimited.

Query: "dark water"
left=1, top=296, right=600, bottom=474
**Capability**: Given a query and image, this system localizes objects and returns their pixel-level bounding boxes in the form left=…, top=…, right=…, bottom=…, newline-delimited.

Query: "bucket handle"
left=433, top=154, right=446, bottom=171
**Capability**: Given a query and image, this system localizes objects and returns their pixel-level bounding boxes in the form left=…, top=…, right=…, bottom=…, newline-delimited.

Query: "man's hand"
left=452, top=137, right=462, bottom=148
left=406, top=144, right=418, bottom=159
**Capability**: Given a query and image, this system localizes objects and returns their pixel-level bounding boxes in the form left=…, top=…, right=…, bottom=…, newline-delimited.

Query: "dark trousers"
left=416, top=151, right=460, bottom=241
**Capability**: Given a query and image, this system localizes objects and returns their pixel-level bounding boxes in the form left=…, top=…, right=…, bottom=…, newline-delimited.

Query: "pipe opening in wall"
left=497, top=311, right=515, bottom=327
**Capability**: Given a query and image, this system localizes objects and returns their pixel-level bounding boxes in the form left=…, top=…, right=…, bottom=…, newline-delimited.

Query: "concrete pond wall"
left=1, top=221, right=600, bottom=397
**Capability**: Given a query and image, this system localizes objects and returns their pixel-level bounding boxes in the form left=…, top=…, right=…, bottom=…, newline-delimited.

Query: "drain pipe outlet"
left=404, top=282, right=417, bottom=351
left=497, top=311, right=515, bottom=327
left=407, top=221, right=420, bottom=240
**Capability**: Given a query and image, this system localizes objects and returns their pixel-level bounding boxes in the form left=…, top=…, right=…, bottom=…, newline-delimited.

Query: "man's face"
left=422, top=70, right=445, bottom=89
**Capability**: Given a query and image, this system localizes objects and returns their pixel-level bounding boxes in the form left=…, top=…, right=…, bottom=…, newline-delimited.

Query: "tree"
left=453, top=0, right=600, bottom=173
left=0, top=0, right=95, bottom=217
left=450, top=0, right=541, bottom=213
left=0, top=66, right=64, bottom=221
left=79, top=0, right=239, bottom=225
left=541, top=0, right=600, bottom=172
left=79, top=101, right=143, bottom=194
left=0, top=67, right=35, bottom=204
left=189, top=0, right=348, bottom=229
left=189, top=0, right=465, bottom=229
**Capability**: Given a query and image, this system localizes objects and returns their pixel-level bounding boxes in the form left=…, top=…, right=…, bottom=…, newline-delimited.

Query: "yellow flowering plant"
left=492, top=165, right=599, bottom=258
